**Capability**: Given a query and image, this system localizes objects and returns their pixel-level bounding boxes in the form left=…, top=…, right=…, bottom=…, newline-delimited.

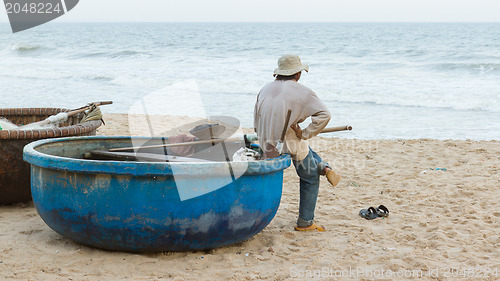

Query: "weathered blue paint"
left=23, top=136, right=291, bottom=252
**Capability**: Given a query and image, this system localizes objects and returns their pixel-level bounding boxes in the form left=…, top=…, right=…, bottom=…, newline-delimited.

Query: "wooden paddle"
left=85, top=150, right=210, bottom=162
left=109, top=137, right=242, bottom=152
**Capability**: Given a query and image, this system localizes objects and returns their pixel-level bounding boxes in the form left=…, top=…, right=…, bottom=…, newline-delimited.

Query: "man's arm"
left=299, top=92, right=331, bottom=140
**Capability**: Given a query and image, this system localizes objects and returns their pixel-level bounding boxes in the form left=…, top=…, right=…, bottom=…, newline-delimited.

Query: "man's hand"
left=291, top=123, right=303, bottom=139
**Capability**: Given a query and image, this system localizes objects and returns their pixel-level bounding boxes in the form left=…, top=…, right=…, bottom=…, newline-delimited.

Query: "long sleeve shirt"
left=254, top=80, right=331, bottom=160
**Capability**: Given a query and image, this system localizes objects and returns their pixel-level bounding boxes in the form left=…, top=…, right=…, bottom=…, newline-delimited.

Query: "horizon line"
left=2, top=21, right=500, bottom=24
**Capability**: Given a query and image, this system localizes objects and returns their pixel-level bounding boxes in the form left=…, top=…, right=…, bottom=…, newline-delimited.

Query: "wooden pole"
left=320, top=125, right=352, bottom=133
left=15, top=101, right=113, bottom=130
left=108, top=125, right=352, bottom=152
left=108, top=137, right=243, bottom=152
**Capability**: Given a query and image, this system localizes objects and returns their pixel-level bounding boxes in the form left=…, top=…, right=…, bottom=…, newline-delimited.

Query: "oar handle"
left=320, top=125, right=352, bottom=134
left=94, top=101, right=113, bottom=106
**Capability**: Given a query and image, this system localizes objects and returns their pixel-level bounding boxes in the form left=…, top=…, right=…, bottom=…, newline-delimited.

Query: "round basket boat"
left=0, top=108, right=102, bottom=205
left=23, top=136, right=291, bottom=252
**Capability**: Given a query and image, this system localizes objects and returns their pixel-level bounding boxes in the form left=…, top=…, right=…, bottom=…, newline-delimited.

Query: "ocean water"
left=1, top=22, right=499, bottom=140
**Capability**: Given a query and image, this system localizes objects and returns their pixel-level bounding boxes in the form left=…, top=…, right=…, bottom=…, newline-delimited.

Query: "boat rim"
left=23, top=136, right=291, bottom=177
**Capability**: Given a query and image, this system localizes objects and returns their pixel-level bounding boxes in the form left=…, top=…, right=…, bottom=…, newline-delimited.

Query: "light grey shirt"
left=254, top=80, right=331, bottom=159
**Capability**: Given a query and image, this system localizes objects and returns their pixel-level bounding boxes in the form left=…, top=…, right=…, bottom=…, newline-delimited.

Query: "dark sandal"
left=376, top=205, right=389, bottom=217
left=359, top=207, right=379, bottom=220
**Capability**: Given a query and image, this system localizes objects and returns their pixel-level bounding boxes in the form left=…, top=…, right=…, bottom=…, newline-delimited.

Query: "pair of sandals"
left=359, top=205, right=389, bottom=220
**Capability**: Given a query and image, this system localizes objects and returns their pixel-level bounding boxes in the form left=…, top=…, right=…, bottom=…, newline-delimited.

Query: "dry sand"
left=1, top=113, right=499, bottom=280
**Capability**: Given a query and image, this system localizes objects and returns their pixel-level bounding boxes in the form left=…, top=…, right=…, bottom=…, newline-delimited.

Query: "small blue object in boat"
left=23, top=136, right=290, bottom=252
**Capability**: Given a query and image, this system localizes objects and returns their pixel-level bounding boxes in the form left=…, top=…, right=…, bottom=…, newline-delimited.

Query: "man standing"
left=254, top=54, right=341, bottom=231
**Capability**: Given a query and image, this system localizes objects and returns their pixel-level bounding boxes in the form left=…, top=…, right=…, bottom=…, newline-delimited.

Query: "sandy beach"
left=1, top=113, right=499, bottom=280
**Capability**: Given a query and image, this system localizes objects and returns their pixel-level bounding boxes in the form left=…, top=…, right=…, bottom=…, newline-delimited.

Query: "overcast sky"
left=2, top=0, right=500, bottom=22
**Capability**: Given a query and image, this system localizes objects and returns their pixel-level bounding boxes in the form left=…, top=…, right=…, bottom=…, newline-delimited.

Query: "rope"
left=80, top=104, right=104, bottom=124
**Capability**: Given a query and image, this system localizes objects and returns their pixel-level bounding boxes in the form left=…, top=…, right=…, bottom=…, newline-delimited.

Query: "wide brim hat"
left=273, top=54, right=309, bottom=77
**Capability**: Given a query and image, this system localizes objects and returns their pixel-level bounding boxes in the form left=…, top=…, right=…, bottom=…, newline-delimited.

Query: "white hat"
left=274, top=54, right=309, bottom=77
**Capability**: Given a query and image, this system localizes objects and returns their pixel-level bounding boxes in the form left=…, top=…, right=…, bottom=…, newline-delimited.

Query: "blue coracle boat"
left=23, top=136, right=291, bottom=252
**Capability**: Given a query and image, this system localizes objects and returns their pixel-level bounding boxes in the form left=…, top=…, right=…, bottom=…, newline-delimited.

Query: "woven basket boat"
left=0, top=108, right=102, bottom=204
